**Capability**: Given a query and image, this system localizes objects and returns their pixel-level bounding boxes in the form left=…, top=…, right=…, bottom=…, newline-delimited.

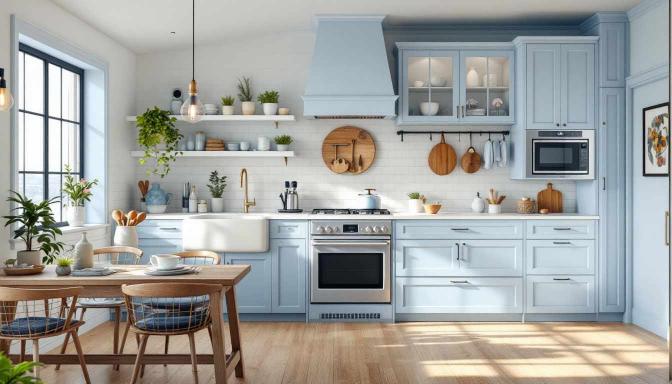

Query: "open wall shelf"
left=126, top=114, right=296, bottom=128
left=131, top=150, right=295, bottom=165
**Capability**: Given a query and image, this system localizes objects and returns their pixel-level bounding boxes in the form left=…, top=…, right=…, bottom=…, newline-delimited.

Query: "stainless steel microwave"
left=526, top=130, right=595, bottom=179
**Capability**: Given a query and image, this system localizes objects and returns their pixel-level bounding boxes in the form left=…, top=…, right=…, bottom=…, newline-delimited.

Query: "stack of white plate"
left=204, top=104, right=219, bottom=115
left=145, top=264, right=198, bottom=276
left=467, top=108, right=486, bottom=116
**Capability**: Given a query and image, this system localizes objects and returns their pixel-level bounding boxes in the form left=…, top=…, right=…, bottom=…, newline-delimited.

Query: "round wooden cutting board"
left=428, top=133, right=457, bottom=175
left=322, top=126, right=376, bottom=174
left=461, top=146, right=482, bottom=174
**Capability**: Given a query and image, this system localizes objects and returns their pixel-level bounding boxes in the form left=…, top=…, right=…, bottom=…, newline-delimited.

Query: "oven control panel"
left=311, top=221, right=392, bottom=235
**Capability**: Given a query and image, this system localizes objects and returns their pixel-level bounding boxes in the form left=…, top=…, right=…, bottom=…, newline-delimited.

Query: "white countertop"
left=145, top=212, right=599, bottom=220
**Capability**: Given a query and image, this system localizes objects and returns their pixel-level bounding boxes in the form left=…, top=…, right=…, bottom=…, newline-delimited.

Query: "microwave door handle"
left=311, top=242, right=390, bottom=247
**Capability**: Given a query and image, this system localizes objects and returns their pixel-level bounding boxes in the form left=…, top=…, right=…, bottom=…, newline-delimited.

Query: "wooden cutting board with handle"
left=537, top=183, right=563, bottom=213
left=428, top=133, right=457, bottom=175
left=460, top=146, right=481, bottom=174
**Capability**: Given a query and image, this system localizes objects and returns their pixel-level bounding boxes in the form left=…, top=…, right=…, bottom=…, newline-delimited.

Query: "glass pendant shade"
left=0, top=68, right=14, bottom=111
left=180, top=80, right=204, bottom=123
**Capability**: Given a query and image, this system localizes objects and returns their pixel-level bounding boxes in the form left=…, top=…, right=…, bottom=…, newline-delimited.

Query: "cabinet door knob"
left=562, top=123, right=567, bottom=127
left=556, top=123, right=560, bottom=127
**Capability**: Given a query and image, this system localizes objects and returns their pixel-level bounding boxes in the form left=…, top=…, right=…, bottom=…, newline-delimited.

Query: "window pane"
left=62, top=70, right=80, bottom=122
left=48, top=174, right=63, bottom=222
left=18, top=52, right=24, bottom=110
left=18, top=112, right=24, bottom=171
left=48, top=64, right=61, bottom=118
left=17, top=173, right=25, bottom=196
left=24, top=114, right=44, bottom=172
left=24, top=53, right=44, bottom=114
left=62, top=122, right=80, bottom=172
left=24, top=173, right=44, bottom=203
left=48, top=118, right=62, bottom=172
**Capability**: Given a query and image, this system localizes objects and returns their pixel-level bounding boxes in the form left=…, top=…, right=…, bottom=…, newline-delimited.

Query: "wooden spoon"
left=134, top=212, right=147, bottom=226
left=112, top=210, right=124, bottom=226
left=127, top=210, right=138, bottom=226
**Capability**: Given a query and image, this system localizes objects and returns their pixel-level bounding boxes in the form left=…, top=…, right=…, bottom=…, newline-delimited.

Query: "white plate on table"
left=147, top=264, right=188, bottom=272
left=144, top=266, right=199, bottom=276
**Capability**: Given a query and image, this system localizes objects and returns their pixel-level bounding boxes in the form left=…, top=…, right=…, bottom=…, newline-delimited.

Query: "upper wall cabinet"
left=515, top=37, right=598, bottom=130
left=396, top=43, right=515, bottom=125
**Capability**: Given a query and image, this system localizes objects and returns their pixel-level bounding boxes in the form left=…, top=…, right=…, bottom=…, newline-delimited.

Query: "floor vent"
left=320, top=312, right=381, bottom=320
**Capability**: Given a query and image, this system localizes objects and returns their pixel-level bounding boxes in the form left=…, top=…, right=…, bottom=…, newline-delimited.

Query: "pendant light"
left=0, top=68, right=14, bottom=112
left=180, top=0, right=204, bottom=123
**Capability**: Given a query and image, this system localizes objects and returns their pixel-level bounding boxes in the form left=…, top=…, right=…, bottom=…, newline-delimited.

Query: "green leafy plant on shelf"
left=136, top=107, right=183, bottom=178
left=0, top=352, right=42, bottom=384
left=207, top=171, right=228, bottom=198
left=237, top=77, right=253, bottom=102
left=257, top=90, right=279, bottom=104
left=274, top=135, right=293, bottom=145
left=220, top=96, right=235, bottom=106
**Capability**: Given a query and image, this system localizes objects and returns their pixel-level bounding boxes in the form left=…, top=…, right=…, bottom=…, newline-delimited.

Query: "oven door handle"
left=311, top=242, right=390, bottom=247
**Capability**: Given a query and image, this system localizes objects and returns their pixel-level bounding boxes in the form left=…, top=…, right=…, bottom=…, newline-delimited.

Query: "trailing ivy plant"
left=136, top=107, right=183, bottom=178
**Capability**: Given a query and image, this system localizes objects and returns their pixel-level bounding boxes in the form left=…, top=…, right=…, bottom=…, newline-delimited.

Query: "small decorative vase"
left=276, top=144, right=290, bottom=151
left=66, top=205, right=86, bottom=227
left=262, top=103, right=278, bottom=115
left=221, top=105, right=235, bottom=115
left=195, top=131, right=206, bottom=151
left=466, top=67, right=480, bottom=87
left=408, top=199, right=424, bottom=213
left=187, top=135, right=195, bottom=151
left=145, top=183, right=171, bottom=205
left=114, top=226, right=139, bottom=248
left=241, top=101, right=256, bottom=115
left=488, top=204, right=502, bottom=214
left=471, top=193, right=486, bottom=213
left=73, top=232, right=94, bottom=270
left=55, top=265, right=72, bottom=276
left=16, top=250, right=41, bottom=266
left=211, top=198, right=224, bottom=213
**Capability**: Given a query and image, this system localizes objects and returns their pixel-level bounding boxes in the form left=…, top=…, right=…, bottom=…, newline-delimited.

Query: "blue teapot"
left=145, top=184, right=171, bottom=205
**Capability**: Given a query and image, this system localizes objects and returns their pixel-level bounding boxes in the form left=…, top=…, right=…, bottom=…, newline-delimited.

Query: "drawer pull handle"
left=553, top=241, right=571, bottom=245
left=159, top=227, right=179, bottom=231
left=451, top=228, right=470, bottom=231
left=553, top=278, right=571, bottom=281
left=552, top=227, right=572, bottom=231
left=450, top=280, right=469, bottom=284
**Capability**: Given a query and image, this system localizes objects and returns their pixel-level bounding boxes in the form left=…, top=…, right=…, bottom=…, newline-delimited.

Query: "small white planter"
left=262, top=103, right=278, bottom=115
left=211, top=198, right=224, bottom=213
left=113, top=226, right=139, bottom=248
left=241, top=101, right=256, bottom=115
left=17, top=250, right=41, bottom=266
left=221, top=105, right=235, bottom=115
left=276, top=144, right=290, bottom=151
left=408, top=199, right=424, bottom=213
left=66, top=205, right=86, bottom=227
left=488, top=204, right=502, bottom=214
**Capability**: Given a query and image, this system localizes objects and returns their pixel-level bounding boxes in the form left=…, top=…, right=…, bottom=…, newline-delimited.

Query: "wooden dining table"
left=0, top=264, right=250, bottom=384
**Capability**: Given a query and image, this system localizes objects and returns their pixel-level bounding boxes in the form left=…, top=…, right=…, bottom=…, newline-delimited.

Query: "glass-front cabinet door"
left=459, top=51, right=514, bottom=124
left=401, top=50, right=460, bottom=123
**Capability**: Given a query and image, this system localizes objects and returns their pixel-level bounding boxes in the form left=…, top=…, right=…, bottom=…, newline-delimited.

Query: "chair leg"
left=130, top=334, right=149, bottom=384
left=70, top=330, right=91, bottom=384
left=188, top=333, right=199, bottom=384
left=207, top=325, right=213, bottom=349
left=136, top=333, right=146, bottom=378
left=163, top=335, right=170, bottom=367
left=20, top=340, right=25, bottom=361
left=32, top=339, right=39, bottom=378
left=113, top=307, right=121, bottom=370
left=118, top=321, right=131, bottom=356
left=56, top=307, right=86, bottom=370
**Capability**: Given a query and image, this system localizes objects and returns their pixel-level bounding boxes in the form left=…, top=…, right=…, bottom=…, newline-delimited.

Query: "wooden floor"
left=36, top=321, right=667, bottom=384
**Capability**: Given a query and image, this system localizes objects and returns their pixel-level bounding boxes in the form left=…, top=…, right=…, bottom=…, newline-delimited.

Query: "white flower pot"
left=262, top=103, right=278, bottom=115
left=66, top=206, right=86, bottom=227
left=488, top=204, right=502, bottom=214
left=113, top=226, right=139, bottom=248
left=221, top=105, right=235, bottom=115
left=211, top=197, right=224, bottom=213
left=276, top=144, right=290, bottom=151
left=241, top=101, right=256, bottom=115
left=17, top=250, right=41, bottom=266
left=408, top=199, right=424, bottom=213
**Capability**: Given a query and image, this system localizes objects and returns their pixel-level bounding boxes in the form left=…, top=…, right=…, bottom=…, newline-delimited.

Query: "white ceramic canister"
left=488, top=204, right=502, bottom=214
left=471, top=193, right=486, bottom=213
left=113, top=226, right=139, bottom=248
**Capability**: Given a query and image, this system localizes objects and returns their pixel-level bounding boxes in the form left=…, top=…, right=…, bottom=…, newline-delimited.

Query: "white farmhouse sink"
left=182, top=214, right=269, bottom=253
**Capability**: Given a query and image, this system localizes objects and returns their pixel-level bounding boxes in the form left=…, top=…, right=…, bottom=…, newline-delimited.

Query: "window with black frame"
left=16, top=44, right=84, bottom=222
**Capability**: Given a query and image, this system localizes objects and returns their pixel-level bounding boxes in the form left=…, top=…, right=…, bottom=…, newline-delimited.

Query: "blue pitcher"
left=145, top=184, right=171, bottom=205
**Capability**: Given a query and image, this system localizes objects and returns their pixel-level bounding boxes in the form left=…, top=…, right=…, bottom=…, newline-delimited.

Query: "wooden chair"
left=56, top=246, right=143, bottom=371
left=0, top=287, right=90, bottom=383
left=122, top=283, right=219, bottom=384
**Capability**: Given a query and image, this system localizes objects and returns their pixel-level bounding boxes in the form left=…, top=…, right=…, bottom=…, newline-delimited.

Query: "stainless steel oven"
left=310, top=220, right=391, bottom=304
left=526, top=130, right=595, bottom=179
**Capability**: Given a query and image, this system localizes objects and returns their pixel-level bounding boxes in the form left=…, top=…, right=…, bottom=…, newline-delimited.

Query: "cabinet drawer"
left=395, top=277, right=523, bottom=314
left=459, top=240, right=523, bottom=276
left=395, top=220, right=523, bottom=240
left=136, top=220, right=183, bottom=239
left=526, top=276, right=595, bottom=313
left=525, top=220, right=596, bottom=239
left=526, top=240, right=595, bottom=275
left=396, top=240, right=459, bottom=277
left=270, top=220, right=307, bottom=239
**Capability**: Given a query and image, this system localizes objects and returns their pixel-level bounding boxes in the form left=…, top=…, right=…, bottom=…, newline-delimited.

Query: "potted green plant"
left=237, top=77, right=255, bottom=115
left=258, top=90, right=279, bottom=115
left=62, top=164, right=99, bottom=227
left=207, top=171, right=228, bottom=213
left=407, top=192, right=425, bottom=213
left=0, top=352, right=41, bottom=384
left=3, top=191, right=65, bottom=265
left=220, top=96, right=235, bottom=115
left=274, top=135, right=293, bottom=151
left=55, top=256, right=73, bottom=276
left=136, top=107, right=183, bottom=178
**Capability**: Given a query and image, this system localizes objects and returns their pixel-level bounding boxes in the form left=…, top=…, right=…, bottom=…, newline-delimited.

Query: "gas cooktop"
left=311, top=208, right=391, bottom=215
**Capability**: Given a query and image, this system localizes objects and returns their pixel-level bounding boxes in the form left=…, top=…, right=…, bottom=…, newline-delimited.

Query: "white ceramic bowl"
left=413, top=80, right=425, bottom=87
left=420, top=102, right=439, bottom=116
left=146, top=205, right=168, bottom=214
left=430, top=76, right=447, bottom=87
left=226, top=143, right=240, bottom=151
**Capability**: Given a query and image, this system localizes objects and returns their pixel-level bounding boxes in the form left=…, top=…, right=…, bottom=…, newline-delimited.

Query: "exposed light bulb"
left=0, top=68, right=13, bottom=112
left=180, top=80, right=204, bottom=123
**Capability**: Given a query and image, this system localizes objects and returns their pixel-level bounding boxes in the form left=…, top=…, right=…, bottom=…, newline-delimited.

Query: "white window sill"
left=9, top=223, right=110, bottom=250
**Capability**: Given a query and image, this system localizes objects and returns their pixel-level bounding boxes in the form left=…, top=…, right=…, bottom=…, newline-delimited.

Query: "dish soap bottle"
left=471, top=192, right=486, bottom=213
left=189, top=185, right=198, bottom=213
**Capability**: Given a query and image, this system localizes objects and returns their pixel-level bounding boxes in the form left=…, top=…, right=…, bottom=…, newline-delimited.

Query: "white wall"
left=0, top=0, right=137, bottom=261
left=628, top=0, right=670, bottom=337
left=134, top=30, right=577, bottom=213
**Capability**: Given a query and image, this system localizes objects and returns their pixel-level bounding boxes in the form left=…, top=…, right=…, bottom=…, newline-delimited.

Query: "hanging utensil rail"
left=396, top=130, right=510, bottom=142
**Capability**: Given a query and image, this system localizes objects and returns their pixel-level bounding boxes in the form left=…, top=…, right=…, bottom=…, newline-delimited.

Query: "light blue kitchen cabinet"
left=395, top=240, right=460, bottom=276
left=395, top=220, right=523, bottom=240
left=525, top=220, right=596, bottom=240
left=526, top=275, right=596, bottom=313
left=561, top=44, right=595, bottom=130
left=458, top=240, right=523, bottom=277
left=136, top=238, right=181, bottom=264
left=526, top=239, right=595, bottom=275
left=580, top=13, right=628, bottom=88
left=137, top=219, right=184, bottom=264
left=525, top=44, right=561, bottom=129
left=270, top=220, right=308, bottom=239
left=225, top=252, right=273, bottom=313
left=271, top=238, right=306, bottom=313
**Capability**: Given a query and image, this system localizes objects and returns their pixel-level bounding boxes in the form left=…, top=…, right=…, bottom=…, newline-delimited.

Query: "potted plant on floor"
left=407, top=192, right=425, bottom=213
left=137, top=107, right=183, bottom=178
left=220, top=96, right=235, bottom=115
left=274, top=135, right=293, bottom=151
left=3, top=191, right=65, bottom=265
left=63, top=164, right=99, bottom=227
left=208, top=171, right=227, bottom=213
left=258, top=90, right=279, bottom=115
left=0, top=352, right=41, bottom=383
left=237, top=77, right=255, bottom=115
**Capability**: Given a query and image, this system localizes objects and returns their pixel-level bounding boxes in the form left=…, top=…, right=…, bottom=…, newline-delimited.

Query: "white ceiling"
left=51, top=0, right=640, bottom=54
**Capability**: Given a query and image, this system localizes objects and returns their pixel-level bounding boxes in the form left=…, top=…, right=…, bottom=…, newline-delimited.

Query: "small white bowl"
left=430, top=76, right=447, bottom=87
left=420, top=102, right=439, bottom=116
left=146, top=205, right=168, bottom=214
left=413, top=80, right=425, bottom=88
left=226, top=143, right=240, bottom=151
